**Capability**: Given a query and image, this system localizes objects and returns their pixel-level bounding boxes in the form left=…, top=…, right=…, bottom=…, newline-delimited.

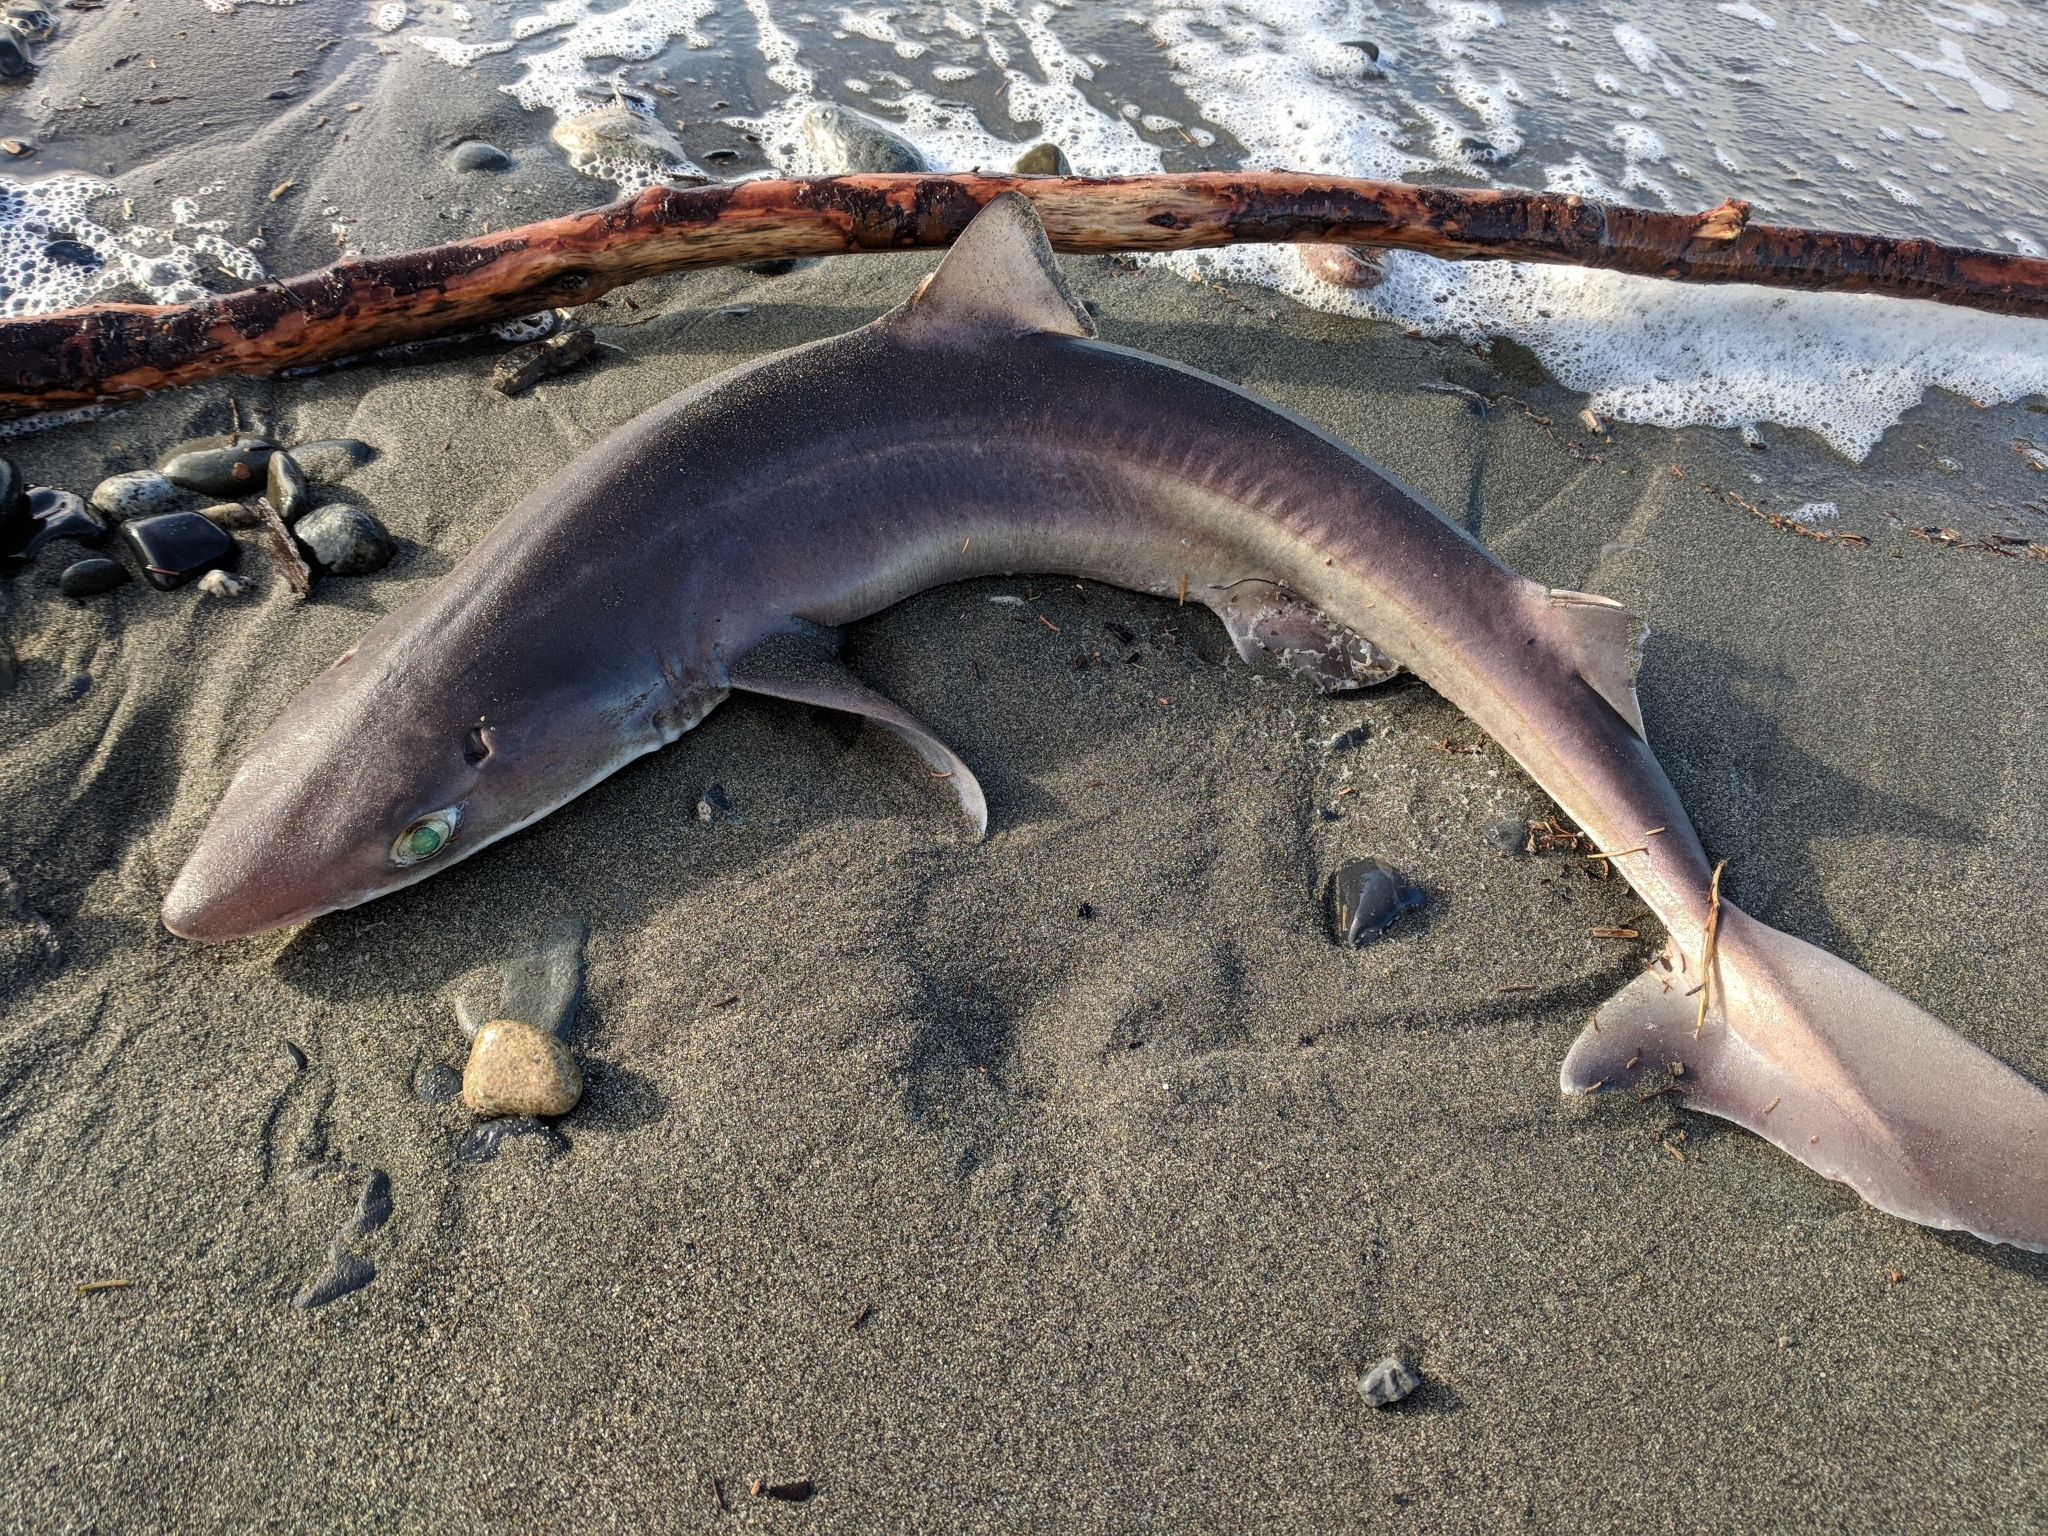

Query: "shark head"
left=160, top=597, right=684, bottom=943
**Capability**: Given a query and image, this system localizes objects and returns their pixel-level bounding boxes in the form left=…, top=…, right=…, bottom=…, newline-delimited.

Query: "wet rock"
left=415, top=1063, right=463, bottom=1104
left=490, top=328, right=596, bottom=396
left=42, top=237, right=96, bottom=268
left=1357, top=1356, right=1418, bottom=1407
left=1301, top=245, right=1388, bottom=289
left=552, top=102, right=703, bottom=180
left=195, top=569, right=248, bottom=597
left=1340, top=38, right=1380, bottom=61
left=17, top=488, right=103, bottom=561
left=462, top=1018, right=583, bottom=1119
left=448, top=139, right=511, bottom=173
left=798, top=102, right=926, bottom=173
left=1483, top=815, right=1530, bottom=855
left=294, top=504, right=392, bottom=576
left=118, top=510, right=237, bottom=590
left=294, top=1246, right=375, bottom=1309
left=89, top=469, right=180, bottom=521
left=3, top=5, right=55, bottom=40
left=1012, top=141, right=1071, bottom=176
left=201, top=500, right=262, bottom=530
left=1328, top=857, right=1425, bottom=946
left=457, top=1115, right=569, bottom=1165
left=0, top=29, right=32, bottom=77
left=265, top=448, right=310, bottom=523
left=347, top=1169, right=392, bottom=1237
left=57, top=556, right=128, bottom=596
left=696, top=783, right=739, bottom=823
left=288, top=439, right=375, bottom=483
left=160, top=441, right=273, bottom=496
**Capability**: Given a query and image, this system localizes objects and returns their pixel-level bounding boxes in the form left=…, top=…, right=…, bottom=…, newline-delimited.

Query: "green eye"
left=392, top=808, right=459, bottom=866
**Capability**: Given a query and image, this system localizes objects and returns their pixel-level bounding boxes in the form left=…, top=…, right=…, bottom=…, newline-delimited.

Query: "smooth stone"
left=288, top=439, right=375, bottom=483
left=797, top=102, right=926, bottom=173
left=0, top=455, right=28, bottom=556
left=415, top=1063, right=463, bottom=1104
left=448, top=139, right=511, bottom=172
left=160, top=431, right=273, bottom=456
left=462, top=1018, right=583, bottom=1119
left=1328, top=857, right=1425, bottom=946
left=89, top=468, right=180, bottom=521
left=1340, top=38, right=1380, bottom=60
left=160, top=442, right=274, bottom=496
left=294, top=1247, right=375, bottom=1310
left=1012, top=141, right=1071, bottom=176
left=3, top=4, right=52, bottom=38
left=490, top=328, right=596, bottom=396
left=552, top=102, right=703, bottom=179
left=57, top=556, right=128, bottom=596
left=1357, top=1356, right=1418, bottom=1408
left=118, top=510, right=237, bottom=590
left=14, top=488, right=103, bottom=559
left=0, top=29, right=32, bottom=76
left=201, top=500, right=262, bottom=529
left=456, top=1115, right=568, bottom=1165
left=265, top=449, right=310, bottom=523
left=294, top=504, right=392, bottom=576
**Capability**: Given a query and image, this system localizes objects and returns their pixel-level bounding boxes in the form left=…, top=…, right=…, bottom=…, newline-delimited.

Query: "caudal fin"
left=1561, top=903, right=2048, bottom=1251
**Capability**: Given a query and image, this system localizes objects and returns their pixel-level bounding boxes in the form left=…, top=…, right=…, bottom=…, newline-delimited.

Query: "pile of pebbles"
left=1, top=430, right=388, bottom=600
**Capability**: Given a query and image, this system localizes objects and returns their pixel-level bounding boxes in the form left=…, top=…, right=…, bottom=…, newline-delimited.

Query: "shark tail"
left=1561, top=902, right=2048, bottom=1251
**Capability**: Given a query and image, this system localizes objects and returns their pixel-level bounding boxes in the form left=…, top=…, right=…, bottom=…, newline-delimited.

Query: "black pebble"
left=703, top=147, right=740, bottom=164
left=448, top=139, right=511, bottom=172
left=1078, top=902, right=1094, bottom=919
left=696, top=783, right=740, bottom=823
left=160, top=441, right=274, bottom=496
left=0, top=455, right=30, bottom=556
left=0, top=30, right=32, bottom=77
left=415, top=1063, right=462, bottom=1105
left=1328, top=857, right=1426, bottom=946
left=458, top=1116, right=569, bottom=1165
left=117, top=510, right=236, bottom=590
left=1340, top=38, right=1380, bottom=60
left=15, top=487, right=104, bottom=558
left=282, top=1040, right=308, bottom=1070
left=58, top=556, right=127, bottom=596
left=42, top=238, right=98, bottom=267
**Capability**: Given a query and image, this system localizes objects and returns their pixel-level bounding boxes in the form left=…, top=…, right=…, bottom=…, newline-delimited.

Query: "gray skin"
left=162, top=195, right=2048, bottom=1251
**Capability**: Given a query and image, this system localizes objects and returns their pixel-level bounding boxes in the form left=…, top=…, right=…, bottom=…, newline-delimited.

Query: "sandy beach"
left=3, top=3, right=2048, bottom=1530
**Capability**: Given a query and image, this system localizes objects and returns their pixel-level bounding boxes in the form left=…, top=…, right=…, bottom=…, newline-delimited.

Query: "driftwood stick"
left=1, top=172, right=2043, bottom=417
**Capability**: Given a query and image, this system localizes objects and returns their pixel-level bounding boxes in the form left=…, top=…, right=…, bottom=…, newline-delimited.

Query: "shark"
left=162, top=194, right=2048, bottom=1252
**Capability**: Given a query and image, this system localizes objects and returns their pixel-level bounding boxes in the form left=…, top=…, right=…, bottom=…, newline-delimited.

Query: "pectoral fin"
left=730, top=633, right=988, bottom=836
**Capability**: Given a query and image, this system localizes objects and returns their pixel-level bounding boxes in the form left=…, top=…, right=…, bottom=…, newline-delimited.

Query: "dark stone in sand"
left=42, top=238, right=97, bottom=267
left=20, top=488, right=103, bottom=558
left=458, top=1115, right=569, bottom=1164
left=294, top=1248, right=376, bottom=1309
left=59, top=671, right=89, bottom=697
left=1328, top=857, right=1425, bottom=946
left=416, top=1063, right=463, bottom=1104
left=490, top=328, right=596, bottom=395
left=739, top=257, right=800, bottom=276
left=1012, top=142, right=1071, bottom=176
left=58, top=557, right=128, bottom=596
left=0, top=455, right=29, bottom=555
left=348, top=1170, right=392, bottom=1237
left=118, top=510, right=237, bottom=590
left=1357, top=1356, right=1418, bottom=1407
left=160, top=441, right=274, bottom=496
left=294, top=504, right=392, bottom=576
left=288, top=439, right=375, bottom=483
left=449, top=139, right=511, bottom=172
left=0, top=30, right=31, bottom=76
left=1484, top=814, right=1531, bottom=854
left=265, top=448, right=310, bottom=523
left=696, top=784, right=739, bottom=823
left=283, top=1040, right=308, bottom=1070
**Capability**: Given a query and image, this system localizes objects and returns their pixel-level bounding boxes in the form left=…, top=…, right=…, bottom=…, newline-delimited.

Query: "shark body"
left=163, top=196, right=2048, bottom=1251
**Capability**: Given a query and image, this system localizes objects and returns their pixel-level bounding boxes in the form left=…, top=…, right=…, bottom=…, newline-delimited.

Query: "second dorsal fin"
left=1545, top=588, right=1648, bottom=740
left=889, top=191, right=1097, bottom=343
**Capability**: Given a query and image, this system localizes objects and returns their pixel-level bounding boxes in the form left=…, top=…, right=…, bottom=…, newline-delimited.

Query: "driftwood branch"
left=1, top=172, right=2043, bottom=417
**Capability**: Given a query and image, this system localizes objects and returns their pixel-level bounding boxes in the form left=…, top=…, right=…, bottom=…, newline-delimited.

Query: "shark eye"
left=392, top=807, right=459, bottom=866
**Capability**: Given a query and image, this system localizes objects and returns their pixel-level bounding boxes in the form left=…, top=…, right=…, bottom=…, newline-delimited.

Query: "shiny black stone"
left=42, top=238, right=97, bottom=267
left=159, top=441, right=274, bottom=496
left=118, top=510, right=238, bottom=590
left=1328, top=857, right=1426, bottom=946
left=14, top=487, right=104, bottom=558
left=0, top=455, right=28, bottom=556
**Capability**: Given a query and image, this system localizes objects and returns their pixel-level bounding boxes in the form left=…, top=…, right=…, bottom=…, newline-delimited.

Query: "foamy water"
left=9, top=0, right=2047, bottom=457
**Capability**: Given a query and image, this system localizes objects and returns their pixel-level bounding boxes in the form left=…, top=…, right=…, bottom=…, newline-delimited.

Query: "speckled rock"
left=799, top=102, right=926, bottom=172
left=1357, top=1357, right=1419, bottom=1408
left=462, top=1019, right=582, bottom=1119
left=89, top=469, right=180, bottom=521
left=294, top=504, right=393, bottom=576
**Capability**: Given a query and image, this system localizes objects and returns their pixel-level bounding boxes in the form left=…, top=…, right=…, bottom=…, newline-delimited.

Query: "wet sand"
left=3, top=8, right=2048, bottom=1531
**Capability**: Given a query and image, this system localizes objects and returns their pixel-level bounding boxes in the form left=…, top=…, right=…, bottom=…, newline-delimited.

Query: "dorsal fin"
left=889, top=191, right=1096, bottom=343
left=1545, top=588, right=1648, bottom=740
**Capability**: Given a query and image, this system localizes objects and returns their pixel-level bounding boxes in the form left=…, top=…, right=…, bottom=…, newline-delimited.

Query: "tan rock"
left=462, top=1019, right=582, bottom=1119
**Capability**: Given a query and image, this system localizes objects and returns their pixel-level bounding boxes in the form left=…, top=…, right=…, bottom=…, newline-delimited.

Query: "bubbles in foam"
left=503, top=0, right=717, bottom=121
left=0, top=175, right=267, bottom=315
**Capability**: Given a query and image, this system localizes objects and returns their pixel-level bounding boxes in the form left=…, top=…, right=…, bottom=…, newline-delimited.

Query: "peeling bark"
left=0, top=174, right=2042, bottom=416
